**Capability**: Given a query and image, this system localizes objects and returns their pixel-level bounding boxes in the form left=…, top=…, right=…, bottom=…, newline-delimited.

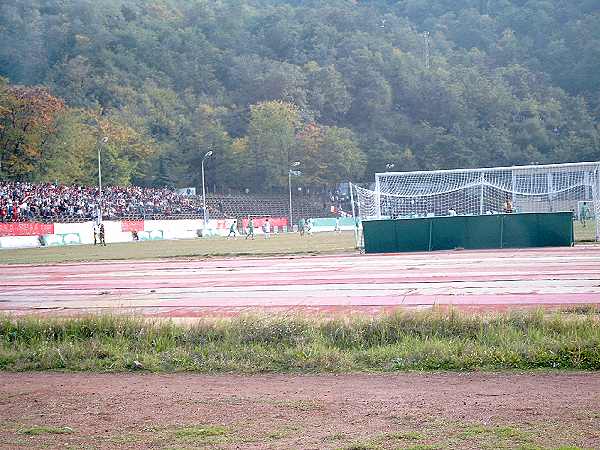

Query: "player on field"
left=306, top=218, right=313, bottom=236
left=227, top=220, right=238, bottom=239
left=99, top=223, right=106, bottom=246
left=298, top=217, right=305, bottom=237
left=579, top=202, right=590, bottom=228
left=334, top=216, right=341, bottom=233
left=246, top=217, right=255, bottom=239
left=263, top=218, right=271, bottom=239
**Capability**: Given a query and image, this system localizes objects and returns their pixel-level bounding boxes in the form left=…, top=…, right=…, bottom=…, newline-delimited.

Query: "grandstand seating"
left=206, top=194, right=332, bottom=221
left=0, top=181, right=334, bottom=224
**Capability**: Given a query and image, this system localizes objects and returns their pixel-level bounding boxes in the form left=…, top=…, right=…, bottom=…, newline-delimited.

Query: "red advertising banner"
left=242, top=217, right=288, bottom=228
left=0, top=222, right=54, bottom=237
left=121, top=220, right=145, bottom=232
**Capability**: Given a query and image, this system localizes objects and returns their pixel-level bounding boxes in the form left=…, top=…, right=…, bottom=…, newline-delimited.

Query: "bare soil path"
left=1, top=372, right=599, bottom=449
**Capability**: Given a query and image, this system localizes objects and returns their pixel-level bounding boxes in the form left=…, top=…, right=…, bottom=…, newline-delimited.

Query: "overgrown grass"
left=1, top=309, right=600, bottom=372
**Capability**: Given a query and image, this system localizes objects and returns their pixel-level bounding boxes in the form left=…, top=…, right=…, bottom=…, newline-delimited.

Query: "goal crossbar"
left=375, top=161, right=600, bottom=177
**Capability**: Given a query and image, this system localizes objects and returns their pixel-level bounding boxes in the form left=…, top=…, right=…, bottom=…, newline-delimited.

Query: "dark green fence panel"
left=363, top=212, right=573, bottom=253
left=363, top=219, right=398, bottom=253
left=539, top=212, right=574, bottom=247
left=502, top=213, right=542, bottom=248
left=395, top=217, right=431, bottom=252
left=503, top=212, right=573, bottom=248
left=430, top=216, right=468, bottom=250
left=465, top=215, right=502, bottom=249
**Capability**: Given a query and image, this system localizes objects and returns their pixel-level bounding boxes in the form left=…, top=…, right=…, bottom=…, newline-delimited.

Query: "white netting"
left=351, top=161, right=600, bottom=242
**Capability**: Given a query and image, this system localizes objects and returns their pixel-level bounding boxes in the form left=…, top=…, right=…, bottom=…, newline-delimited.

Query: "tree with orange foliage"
left=0, top=78, right=65, bottom=179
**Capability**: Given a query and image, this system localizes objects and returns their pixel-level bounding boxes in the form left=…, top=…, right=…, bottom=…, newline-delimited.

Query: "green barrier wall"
left=139, top=230, right=164, bottom=241
left=312, top=217, right=356, bottom=227
left=363, top=212, right=573, bottom=254
left=41, top=233, right=82, bottom=246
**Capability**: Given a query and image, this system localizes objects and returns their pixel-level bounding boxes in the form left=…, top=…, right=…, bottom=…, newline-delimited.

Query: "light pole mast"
left=97, top=136, right=108, bottom=223
left=288, top=162, right=301, bottom=231
left=201, top=150, right=213, bottom=235
left=423, top=31, right=430, bottom=69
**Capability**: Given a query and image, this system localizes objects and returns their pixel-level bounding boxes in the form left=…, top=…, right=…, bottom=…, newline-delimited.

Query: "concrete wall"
left=0, top=235, right=41, bottom=249
left=0, top=216, right=352, bottom=250
left=0, top=218, right=236, bottom=250
left=310, top=217, right=357, bottom=233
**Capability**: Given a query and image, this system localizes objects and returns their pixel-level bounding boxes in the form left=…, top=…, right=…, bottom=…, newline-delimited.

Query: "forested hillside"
left=1, top=0, right=599, bottom=192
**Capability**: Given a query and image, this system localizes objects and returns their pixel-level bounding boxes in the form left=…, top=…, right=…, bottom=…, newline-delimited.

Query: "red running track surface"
left=1, top=246, right=600, bottom=316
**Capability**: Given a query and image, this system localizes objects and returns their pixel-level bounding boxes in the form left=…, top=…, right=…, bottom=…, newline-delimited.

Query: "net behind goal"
left=351, top=161, right=600, bottom=242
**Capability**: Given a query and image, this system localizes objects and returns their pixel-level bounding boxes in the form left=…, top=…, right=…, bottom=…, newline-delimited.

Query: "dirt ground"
left=1, top=373, right=599, bottom=450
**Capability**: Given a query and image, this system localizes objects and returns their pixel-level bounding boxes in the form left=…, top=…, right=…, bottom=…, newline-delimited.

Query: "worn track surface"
left=1, top=246, right=599, bottom=316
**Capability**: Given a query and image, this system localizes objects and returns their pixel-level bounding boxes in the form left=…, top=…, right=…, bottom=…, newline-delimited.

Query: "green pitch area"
left=0, top=231, right=357, bottom=265
left=574, top=220, right=598, bottom=242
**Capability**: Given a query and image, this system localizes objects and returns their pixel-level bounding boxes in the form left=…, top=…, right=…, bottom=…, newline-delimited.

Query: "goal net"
left=350, top=161, right=600, bottom=242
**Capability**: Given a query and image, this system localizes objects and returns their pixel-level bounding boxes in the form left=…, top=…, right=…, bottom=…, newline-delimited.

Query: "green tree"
left=305, top=62, right=351, bottom=123
left=35, top=109, right=97, bottom=185
left=247, top=100, right=300, bottom=191
left=297, top=123, right=365, bottom=186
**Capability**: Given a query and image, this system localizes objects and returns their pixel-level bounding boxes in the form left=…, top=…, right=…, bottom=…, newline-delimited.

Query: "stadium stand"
left=0, top=181, right=207, bottom=223
left=0, top=182, right=334, bottom=223
left=206, top=194, right=331, bottom=221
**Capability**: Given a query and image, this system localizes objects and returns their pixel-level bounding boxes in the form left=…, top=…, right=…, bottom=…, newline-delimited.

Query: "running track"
left=1, top=246, right=600, bottom=316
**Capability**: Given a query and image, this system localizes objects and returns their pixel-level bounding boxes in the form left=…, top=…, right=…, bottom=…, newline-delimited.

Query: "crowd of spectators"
left=0, top=182, right=204, bottom=223
left=0, top=181, right=343, bottom=224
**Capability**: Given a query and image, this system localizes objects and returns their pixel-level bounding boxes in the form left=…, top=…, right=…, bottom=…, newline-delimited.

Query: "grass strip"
left=1, top=308, right=599, bottom=372
left=0, top=232, right=356, bottom=265
left=18, top=426, right=74, bottom=435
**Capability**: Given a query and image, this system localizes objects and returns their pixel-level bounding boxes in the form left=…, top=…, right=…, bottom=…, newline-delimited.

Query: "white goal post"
left=351, top=161, right=600, bottom=242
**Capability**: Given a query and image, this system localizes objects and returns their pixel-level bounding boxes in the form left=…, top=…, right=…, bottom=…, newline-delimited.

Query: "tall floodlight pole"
left=349, top=182, right=360, bottom=249
left=423, top=31, right=430, bottom=69
left=201, top=150, right=213, bottom=235
left=97, top=136, right=108, bottom=223
left=288, top=161, right=301, bottom=231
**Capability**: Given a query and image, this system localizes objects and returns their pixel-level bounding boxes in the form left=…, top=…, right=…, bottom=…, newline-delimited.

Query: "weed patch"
left=1, top=309, right=600, bottom=372
left=273, top=399, right=324, bottom=411
left=341, top=443, right=382, bottom=450
left=18, top=426, right=73, bottom=435
left=173, top=424, right=228, bottom=439
left=402, top=445, right=442, bottom=450
left=387, top=431, right=425, bottom=441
